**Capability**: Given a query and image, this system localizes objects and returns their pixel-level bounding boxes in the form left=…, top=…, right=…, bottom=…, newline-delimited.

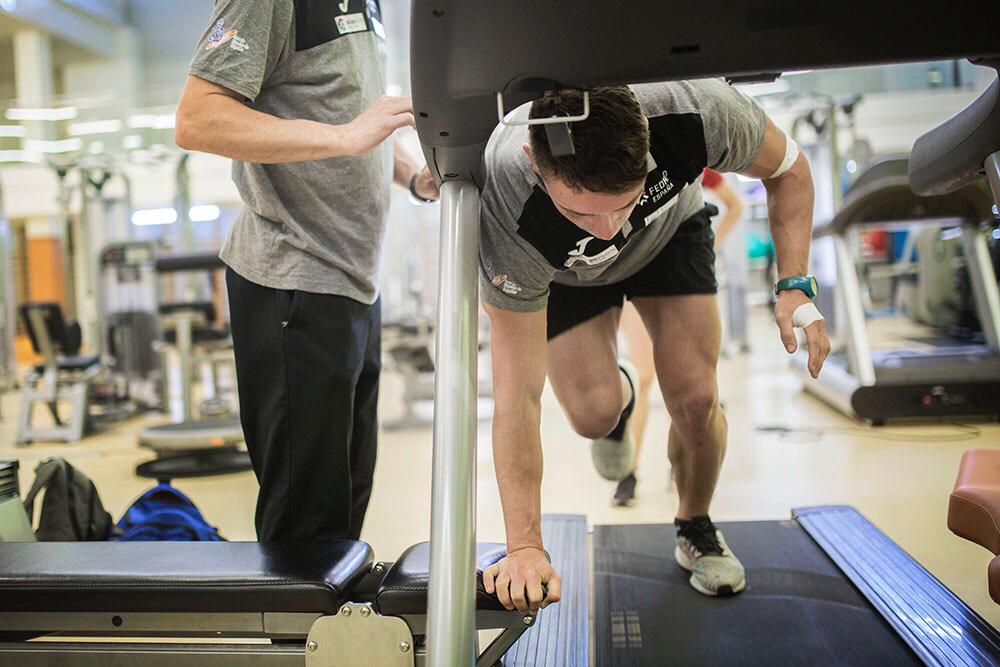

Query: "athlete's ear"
left=522, top=143, right=535, bottom=167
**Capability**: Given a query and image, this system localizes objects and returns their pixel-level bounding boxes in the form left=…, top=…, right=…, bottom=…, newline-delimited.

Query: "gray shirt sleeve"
left=479, top=217, right=555, bottom=313
left=698, top=79, right=767, bottom=174
left=188, top=0, right=293, bottom=102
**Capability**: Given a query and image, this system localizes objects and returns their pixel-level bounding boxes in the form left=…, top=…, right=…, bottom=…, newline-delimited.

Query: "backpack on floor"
left=115, top=483, right=224, bottom=542
left=22, top=458, right=115, bottom=541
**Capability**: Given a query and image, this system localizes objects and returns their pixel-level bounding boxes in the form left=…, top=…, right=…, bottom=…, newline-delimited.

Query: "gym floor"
left=3, top=305, right=998, bottom=627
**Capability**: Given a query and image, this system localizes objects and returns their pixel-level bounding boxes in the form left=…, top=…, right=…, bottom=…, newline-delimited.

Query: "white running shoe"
left=590, top=361, right=639, bottom=481
left=674, top=516, right=747, bottom=596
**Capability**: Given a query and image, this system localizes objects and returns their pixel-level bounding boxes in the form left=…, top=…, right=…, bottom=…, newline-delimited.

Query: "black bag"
left=22, top=458, right=114, bottom=541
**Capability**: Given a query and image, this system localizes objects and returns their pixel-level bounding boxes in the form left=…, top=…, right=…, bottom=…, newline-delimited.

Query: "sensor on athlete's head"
left=544, top=92, right=576, bottom=158
left=545, top=121, right=575, bottom=157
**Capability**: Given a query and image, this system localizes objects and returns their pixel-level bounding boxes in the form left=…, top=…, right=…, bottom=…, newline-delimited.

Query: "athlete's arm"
left=175, top=75, right=414, bottom=163
left=741, top=117, right=830, bottom=377
left=480, top=302, right=561, bottom=614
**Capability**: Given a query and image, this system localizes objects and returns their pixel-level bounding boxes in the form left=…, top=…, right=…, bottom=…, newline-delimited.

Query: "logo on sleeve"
left=491, top=273, right=523, bottom=296
left=205, top=19, right=239, bottom=50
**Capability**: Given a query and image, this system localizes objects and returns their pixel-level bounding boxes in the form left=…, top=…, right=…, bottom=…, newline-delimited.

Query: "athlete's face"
left=525, top=145, right=646, bottom=241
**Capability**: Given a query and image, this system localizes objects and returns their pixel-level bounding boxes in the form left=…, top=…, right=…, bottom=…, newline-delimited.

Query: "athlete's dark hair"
left=529, top=86, right=649, bottom=195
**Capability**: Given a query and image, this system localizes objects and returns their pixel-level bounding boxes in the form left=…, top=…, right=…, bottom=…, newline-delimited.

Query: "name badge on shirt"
left=335, top=13, right=367, bottom=34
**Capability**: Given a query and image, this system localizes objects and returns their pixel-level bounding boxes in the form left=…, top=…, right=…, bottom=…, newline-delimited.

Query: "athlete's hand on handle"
left=775, top=289, right=831, bottom=378
left=482, top=546, right=561, bottom=614
left=338, top=95, right=415, bottom=157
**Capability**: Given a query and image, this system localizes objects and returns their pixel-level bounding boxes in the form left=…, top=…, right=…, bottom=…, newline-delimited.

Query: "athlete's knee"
left=564, top=383, right=625, bottom=439
left=663, top=378, right=718, bottom=431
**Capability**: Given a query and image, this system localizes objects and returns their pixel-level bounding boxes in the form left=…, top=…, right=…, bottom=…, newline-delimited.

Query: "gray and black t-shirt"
left=479, top=79, right=766, bottom=312
left=189, top=0, right=391, bottom=303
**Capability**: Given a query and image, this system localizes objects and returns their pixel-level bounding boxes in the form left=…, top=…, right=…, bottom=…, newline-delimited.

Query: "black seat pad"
left=0, top=540, right=372, bottom=613
left=162, top=327, right=231, bottom=346
left=34, top=354, right=101, bottom=374
left=377, top=541, right=509, bottom=614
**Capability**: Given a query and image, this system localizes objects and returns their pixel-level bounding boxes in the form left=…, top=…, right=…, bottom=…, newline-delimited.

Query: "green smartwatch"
left=775, top=274, right=819, bottom=299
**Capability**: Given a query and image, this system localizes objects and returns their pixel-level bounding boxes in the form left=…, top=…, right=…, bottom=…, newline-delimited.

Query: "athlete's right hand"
left=482, top=546, right=561, bottom=614
left=338, top=95, right=415, bottom=157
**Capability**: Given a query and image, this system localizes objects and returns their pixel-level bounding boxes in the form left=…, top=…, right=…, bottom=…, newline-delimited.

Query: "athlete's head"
left=525, top=86, right=650, bottom=240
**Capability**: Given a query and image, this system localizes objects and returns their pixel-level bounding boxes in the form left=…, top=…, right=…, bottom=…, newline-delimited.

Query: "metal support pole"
left=427, top=180, right=481, bottom=667
left=834, top=233, right=876, bottom=385
left=961, top=225, right=1000, bottom=353
left=175, top=154, right=198, bottom=301
left=175, top=314, right=194, bottom=422
left=986, top=151, right=1000, bottom=208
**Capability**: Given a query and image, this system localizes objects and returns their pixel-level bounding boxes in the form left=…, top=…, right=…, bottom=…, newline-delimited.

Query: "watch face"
left=809, top=276, right=818, bottom=296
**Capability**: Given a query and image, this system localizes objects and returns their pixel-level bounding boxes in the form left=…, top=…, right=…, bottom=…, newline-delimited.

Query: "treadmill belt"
left=593, top=520, right=919, bottom=666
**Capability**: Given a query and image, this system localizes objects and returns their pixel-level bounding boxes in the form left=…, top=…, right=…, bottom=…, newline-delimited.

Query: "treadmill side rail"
left=794, top=505, right=1000, bottom=667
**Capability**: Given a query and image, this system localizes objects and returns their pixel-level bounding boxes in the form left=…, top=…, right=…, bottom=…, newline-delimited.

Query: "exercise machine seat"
left=159, top=301, right=216, bottom=321
left=33, top=354, right=100, bottom=374
left=950, top=449, right=1000, bottom=555
left=162, top=326, right=231, bottom=346
left=910, top=73, right=1000, bottom=196
left=0, top=540, right=372, bottom=613
left=376, top=541, right=509, bottom=614
left=138, top=415, right=245, bottom=449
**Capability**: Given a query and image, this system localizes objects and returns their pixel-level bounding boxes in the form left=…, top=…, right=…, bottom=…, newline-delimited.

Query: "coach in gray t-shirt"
left=176, top=0, right=437, bottom=542
left=477, top=83, right=831, bottom=613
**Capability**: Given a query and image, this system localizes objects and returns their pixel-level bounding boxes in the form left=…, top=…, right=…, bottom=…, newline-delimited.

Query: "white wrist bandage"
left=769, top=136, right=800, bottom=179
left=792, top=302, right=824, bottom=328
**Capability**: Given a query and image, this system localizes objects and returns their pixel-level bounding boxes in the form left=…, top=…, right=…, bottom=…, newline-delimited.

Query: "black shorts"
left=547, top=206, right=718, bottom=340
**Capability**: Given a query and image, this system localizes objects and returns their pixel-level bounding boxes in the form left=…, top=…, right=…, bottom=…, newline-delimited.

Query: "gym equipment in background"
left=99, top=241, right=162, bottom=410
left=792, top=155, right=1000, bottom=423
left=15, top=302, right=135, bottom=444
left=135, top=251, right=247, bottom=479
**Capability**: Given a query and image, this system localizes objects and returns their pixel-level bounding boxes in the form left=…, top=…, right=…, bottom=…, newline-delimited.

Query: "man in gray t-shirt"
left=477, top=83, right=832, bottom=613
left=176, top=0, right=438, bottom=542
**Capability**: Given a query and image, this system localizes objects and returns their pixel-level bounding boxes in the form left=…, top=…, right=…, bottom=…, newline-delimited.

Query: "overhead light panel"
left=131, top=208, right=178, bottom=226
left=5, top=107, right=79, bottom=122
left=128, top=114, right=175, bottom=129
left=69, top=119, right=123, bottom=136
left=189, top=204, right=221, bottom=222
left=0, top=150, right=41, bottom=163
left=24, top=138, right=83, bottom=154
left=737, top=80, right=791, bottom=97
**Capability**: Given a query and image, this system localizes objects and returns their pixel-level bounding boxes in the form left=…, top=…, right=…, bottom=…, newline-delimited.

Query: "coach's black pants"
left=226, top=269, right=380, bottom=541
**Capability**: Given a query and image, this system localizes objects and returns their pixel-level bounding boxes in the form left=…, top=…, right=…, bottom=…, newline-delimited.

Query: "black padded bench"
left=0, top=540, right=531, bottom=666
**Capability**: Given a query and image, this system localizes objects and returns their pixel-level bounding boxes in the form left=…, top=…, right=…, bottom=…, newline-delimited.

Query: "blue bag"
left=115, top=483, right=224, bottom=541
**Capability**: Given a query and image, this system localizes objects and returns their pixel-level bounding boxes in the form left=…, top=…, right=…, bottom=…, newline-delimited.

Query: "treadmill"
left=407, top=2, right=1000, bottom=665
left=792, top=155, right=1000, bottom=423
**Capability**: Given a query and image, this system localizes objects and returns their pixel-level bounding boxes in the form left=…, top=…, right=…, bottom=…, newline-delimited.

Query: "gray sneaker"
left=674, top=517, right=746, bottom=596
left=590, top=361, right=638, bottom=481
